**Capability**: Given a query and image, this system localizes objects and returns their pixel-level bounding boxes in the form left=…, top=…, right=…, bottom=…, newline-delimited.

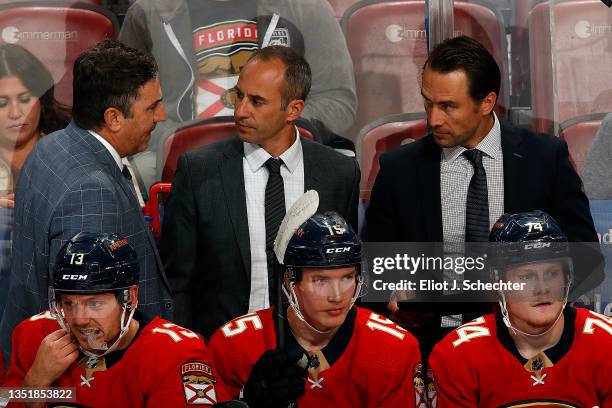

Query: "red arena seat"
left=358, top=112, right=428, bottom=203
left=343, top=0, right=507, bottom=141
left=559, top=113, right=605, bottom=174
left=161, top=117, right=315, bottom=183
left=529, top=1, right=612, bottom=133
left=142, top=182, right=172, bottom=240
left=0, top=1, right=118, bottom=107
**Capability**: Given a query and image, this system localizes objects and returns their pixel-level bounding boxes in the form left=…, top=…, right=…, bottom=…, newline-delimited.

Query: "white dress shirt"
left=88, top=130, right=144, bottom=205
left=439, top=113, right=504, bottom=327
left=244, top=128, right=304, bottom=312
left=440, top=113, right=504, bottom=243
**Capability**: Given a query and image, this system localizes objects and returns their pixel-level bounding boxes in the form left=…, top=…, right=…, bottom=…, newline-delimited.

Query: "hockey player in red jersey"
left=4, top=232, right=228, bottom=407
left=209, top=191, right=422, bottom=407
left=429, top=211, right=612, bottom=407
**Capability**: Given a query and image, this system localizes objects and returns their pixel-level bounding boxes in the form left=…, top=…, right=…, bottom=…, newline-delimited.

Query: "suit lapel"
left=69, top=123, right=172, bottom=291
left=220, top=139, right=251, bottom=279
left=69, top=123, right=139, bottom=205
left=419, top=136, right=443, bottom=241
left=302, top=138, right=324, bottom=194
left=500, top=120, right=526, bottom=213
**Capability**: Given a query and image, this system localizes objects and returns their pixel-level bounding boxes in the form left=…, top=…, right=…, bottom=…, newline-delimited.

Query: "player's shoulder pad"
left=352, top=309, right=420, bottom=374
left=212, top=309, right=273, bottom=342
left=356, top=308, right=419, bottom=348
left=13, top=311, right=59, bottom=340
left=435, top=314, right=497, bottom=353
left=142, top=317, right=205, bottom=347
left=24, top=310, right=58, bottom=328
left=576, top=308, right=612, bottom=342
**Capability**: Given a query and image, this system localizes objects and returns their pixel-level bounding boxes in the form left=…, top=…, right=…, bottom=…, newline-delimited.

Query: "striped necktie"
left=463, top=149, right=490, bottom=242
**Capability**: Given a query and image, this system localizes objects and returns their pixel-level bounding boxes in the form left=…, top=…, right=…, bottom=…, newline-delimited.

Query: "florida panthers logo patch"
left=414, top=363, right=437, bottom=408
left=181, top=361, right=217, bottom=405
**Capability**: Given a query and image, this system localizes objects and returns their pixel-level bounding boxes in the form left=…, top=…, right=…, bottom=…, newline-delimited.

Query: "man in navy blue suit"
left=365, top=36, right=599, bottom=355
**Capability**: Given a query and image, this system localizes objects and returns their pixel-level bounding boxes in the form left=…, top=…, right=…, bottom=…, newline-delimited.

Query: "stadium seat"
left=161, top=116, right=315, bottom=183
left=142, top=182, right=172, bottom=240
left=0, top=1, right=118, bottom=107
left=358, top=112, right=428, bottom=203
left=342, top=0, right=507, bottom=141
left=559, top=113, right=605, bottom=174
left=529, top=1, right=612, bottom=133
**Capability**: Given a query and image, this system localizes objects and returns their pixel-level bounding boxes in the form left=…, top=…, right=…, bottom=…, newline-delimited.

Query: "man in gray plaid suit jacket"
left=0, top=40, right=173, bottom=365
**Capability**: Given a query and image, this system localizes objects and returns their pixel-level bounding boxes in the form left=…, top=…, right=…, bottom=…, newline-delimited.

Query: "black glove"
left=242, top=348, right=308, bottom=408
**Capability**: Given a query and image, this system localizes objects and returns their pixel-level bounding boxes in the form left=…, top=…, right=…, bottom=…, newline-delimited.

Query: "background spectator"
left=119, top=0, right=357, bottom=188
left=582, top=113, right=612, bottom=200
left=0, top=44, right=70, bottom=317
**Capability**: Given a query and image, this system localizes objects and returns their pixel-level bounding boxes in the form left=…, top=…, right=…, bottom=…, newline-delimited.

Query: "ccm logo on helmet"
left=326, top=247, right=351, bottom=254
left=62, top=274, right=88, bottom=281
left=524, top=242, right=551, bottom=250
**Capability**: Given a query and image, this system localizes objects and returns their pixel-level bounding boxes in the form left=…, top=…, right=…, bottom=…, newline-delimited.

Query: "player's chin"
left=319, top=308, right=350, bottom=327
left=527, top=306, right=562, bottom=326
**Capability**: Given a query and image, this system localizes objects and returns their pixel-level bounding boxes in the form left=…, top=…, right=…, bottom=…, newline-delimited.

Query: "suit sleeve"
left=552, top=138, right=597, bottom=243
left=346, top=158, right=360, bottom=232
left=364, top=152, right=398, bottom=241
left=159, top=154, right=198, bottom=330
left=118, top=1, right=153, bottom=53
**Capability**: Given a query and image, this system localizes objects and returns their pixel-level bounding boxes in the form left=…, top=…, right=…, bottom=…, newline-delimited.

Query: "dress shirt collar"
left=441, top=112, right=502, bottom=163
left=88, top=130, right=123, bottom=170
left=243, top=126, right=303, bottom=174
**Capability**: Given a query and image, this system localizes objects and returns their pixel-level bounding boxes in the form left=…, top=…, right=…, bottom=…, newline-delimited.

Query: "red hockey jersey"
left=209, top=306, right=422, bottom=407
left=4, top=311, right=228, bottom=407
left=429, top=307, right=612, bottom=407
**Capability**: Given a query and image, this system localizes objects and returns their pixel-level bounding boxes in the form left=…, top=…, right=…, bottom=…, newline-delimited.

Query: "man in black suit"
left=161, top=46, right=359, bottom=338
left=365, top=36, right=598, bottom=354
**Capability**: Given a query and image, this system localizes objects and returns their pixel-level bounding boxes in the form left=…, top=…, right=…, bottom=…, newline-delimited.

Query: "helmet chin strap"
left=283, top=282, right=332, bottom=334
left=80, top=303, right=136, bottom=360
left=499, top=284, right=570, bottom=338
left=282, top=276, right=365, bottom=335
left=52, top=298, right=137, bottom=361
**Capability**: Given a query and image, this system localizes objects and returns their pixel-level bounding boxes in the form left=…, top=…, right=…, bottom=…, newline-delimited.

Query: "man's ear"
left=103, top=107, right=124, bottom=133
left=479, top=91, right=497, bottom=116
left=285, top=99, right=305, bottom=123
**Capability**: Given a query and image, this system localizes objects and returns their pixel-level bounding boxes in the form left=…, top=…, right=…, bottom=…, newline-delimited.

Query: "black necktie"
left=463, top=149, right=489, bottom=242
left=264, top=158, right=285, bottom=251
left=122, top=165, right=132, bottom=181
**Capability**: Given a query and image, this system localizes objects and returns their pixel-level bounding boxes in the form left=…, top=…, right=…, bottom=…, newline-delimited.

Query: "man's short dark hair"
left=424, top=36, right=500, bottom=103
left=247, top=45, right=311, bottom=109
left=72, top=39, right=158, bottom=130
